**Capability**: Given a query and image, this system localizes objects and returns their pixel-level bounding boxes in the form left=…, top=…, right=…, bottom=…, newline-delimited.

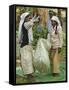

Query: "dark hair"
left=55, top=21, right=58, bottom=34
left=55, top=26, right=58, bottom=34
left=51, top=20, right=58, bottom=34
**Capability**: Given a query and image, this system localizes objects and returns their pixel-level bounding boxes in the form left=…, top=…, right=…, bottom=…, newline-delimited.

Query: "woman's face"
left=25, top=15, right=32, bottom=22
left=51, top=20, right=57, bottom=27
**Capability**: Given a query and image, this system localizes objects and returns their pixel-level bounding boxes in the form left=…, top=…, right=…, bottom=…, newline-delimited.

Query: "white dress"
left=19, top=14, right=39, bottom=75
left=20, top=45, right=34, bottom=75
left=20, top=20, right=34, bottom=75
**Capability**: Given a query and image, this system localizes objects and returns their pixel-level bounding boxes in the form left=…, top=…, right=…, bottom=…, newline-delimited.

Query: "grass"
left=16, top=59, right=66, bottom=84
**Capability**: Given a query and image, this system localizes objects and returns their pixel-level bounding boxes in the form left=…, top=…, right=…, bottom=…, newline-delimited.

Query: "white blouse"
left=48, top=25, right=63, bottom=49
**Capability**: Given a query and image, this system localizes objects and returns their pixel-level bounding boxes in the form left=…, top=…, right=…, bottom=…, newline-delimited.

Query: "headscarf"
left=51, top=16, right=62, bottom=34
left=51, top=16, right=61, bottom=26
left=18, top=12, right=30, bottom=43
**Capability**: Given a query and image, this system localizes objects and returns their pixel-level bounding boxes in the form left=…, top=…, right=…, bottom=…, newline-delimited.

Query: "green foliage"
left=32, top=23, right=48, bottom=48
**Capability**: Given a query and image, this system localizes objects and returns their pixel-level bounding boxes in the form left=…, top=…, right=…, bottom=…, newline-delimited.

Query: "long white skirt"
left=33, top=38, right=51, bottom=73
left=20, top=45, right=34, bottom=75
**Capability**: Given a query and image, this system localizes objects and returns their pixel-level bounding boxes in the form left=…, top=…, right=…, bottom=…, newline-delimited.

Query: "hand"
left=33, top=16, right=40, bottom=22
left=35, top=16, right=40, bottom=21
left=32, top=15, right=36, bottom=21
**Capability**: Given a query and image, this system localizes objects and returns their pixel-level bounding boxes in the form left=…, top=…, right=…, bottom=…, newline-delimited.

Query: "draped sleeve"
left=58, top=26, right=63, bottom=48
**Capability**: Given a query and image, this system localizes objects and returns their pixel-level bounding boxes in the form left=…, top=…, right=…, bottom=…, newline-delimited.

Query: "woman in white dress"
left=48, top=16, right=63, bottom=76
left=18, top=12, right=39, bottom=79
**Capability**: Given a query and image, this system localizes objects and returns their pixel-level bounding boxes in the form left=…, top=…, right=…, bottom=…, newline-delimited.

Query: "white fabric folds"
left=20, top=45, right=34, bottom=75
left=33, top=38, right=51, bottom=73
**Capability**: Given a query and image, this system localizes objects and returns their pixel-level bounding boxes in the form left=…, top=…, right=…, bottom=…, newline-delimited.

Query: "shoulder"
left=57, top=25, right=62, bottom=33
left=57, top=25, right=62, bottom=30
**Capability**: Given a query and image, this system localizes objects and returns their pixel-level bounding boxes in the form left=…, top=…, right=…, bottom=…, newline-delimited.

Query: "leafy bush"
left=32, top=23, right=48, bottom=48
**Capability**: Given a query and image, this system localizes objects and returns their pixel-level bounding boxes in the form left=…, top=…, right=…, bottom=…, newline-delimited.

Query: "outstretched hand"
left=31, top=15, right=40, bottom=22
